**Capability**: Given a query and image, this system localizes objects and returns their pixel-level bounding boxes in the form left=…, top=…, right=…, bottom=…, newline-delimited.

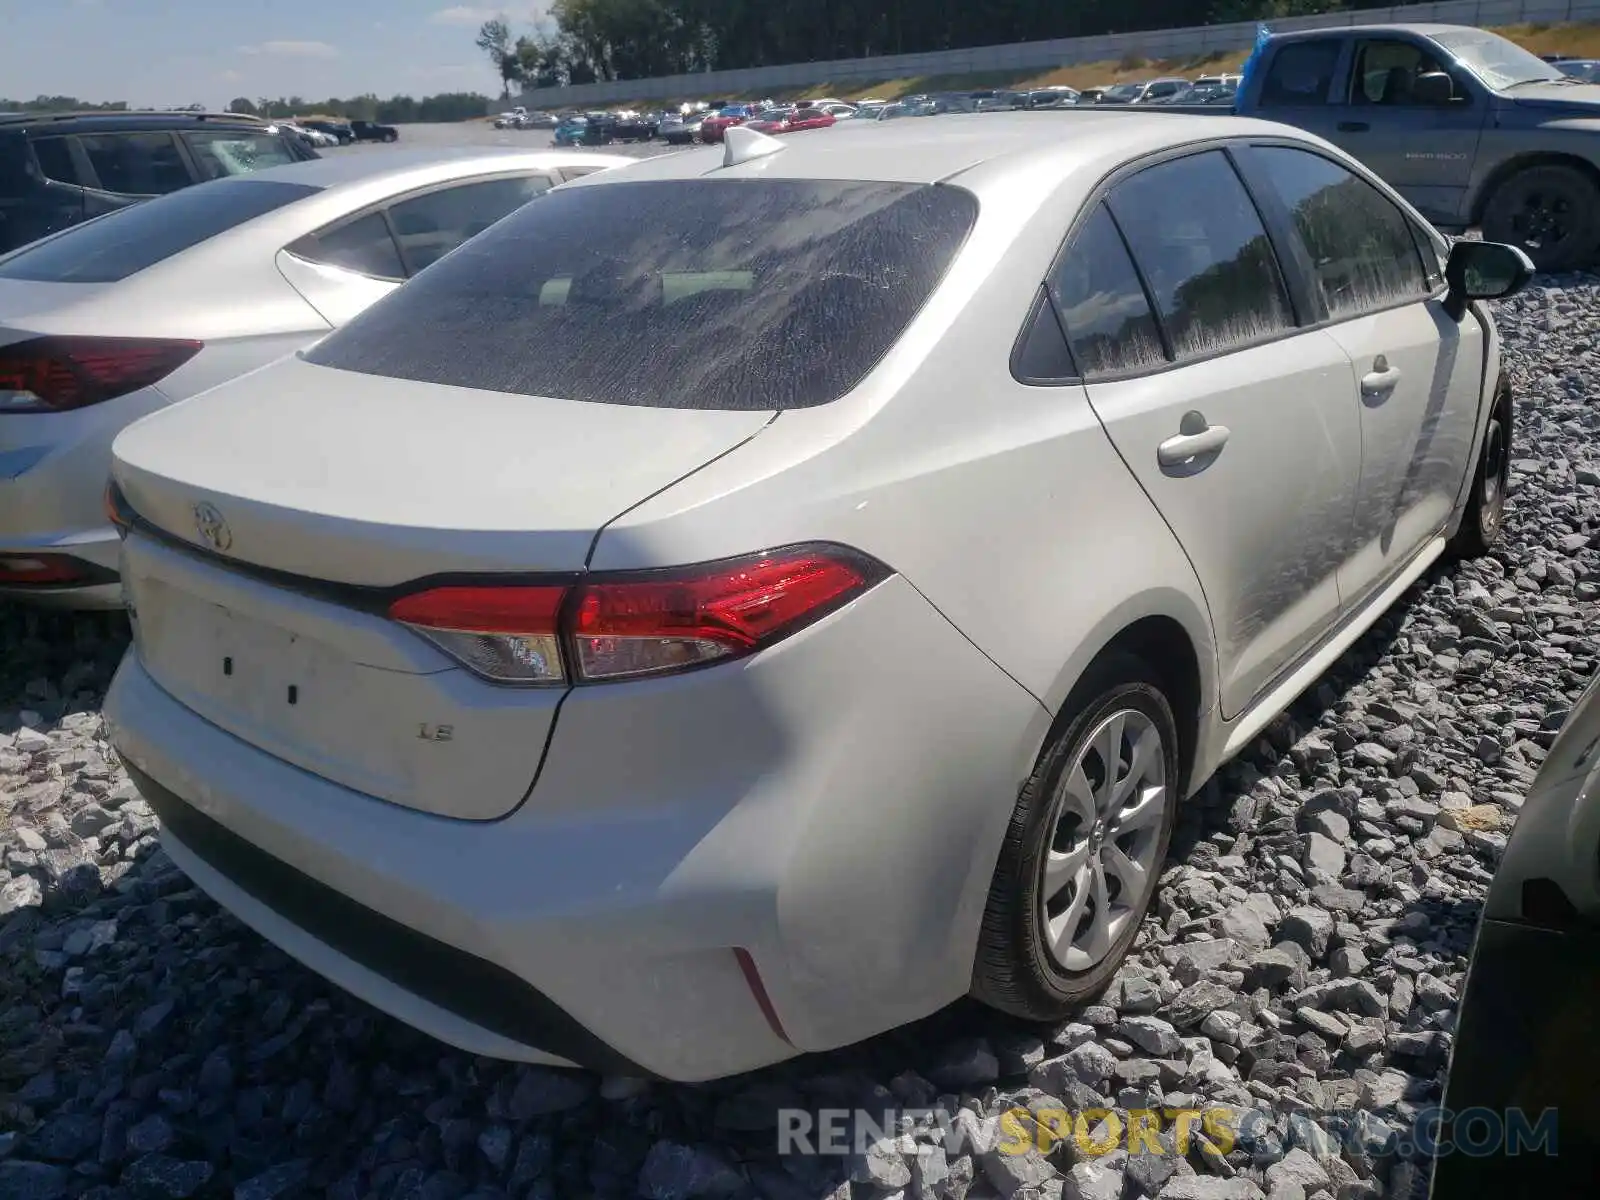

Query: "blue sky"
left=4, top=1, right=553, bottom=107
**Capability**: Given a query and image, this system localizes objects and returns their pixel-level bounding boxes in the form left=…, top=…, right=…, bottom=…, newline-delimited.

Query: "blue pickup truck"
left=1161, top=23, right=1600, bottom=270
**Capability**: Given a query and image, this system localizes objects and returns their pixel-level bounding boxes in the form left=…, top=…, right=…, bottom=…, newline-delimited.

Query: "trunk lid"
left=112, top=354, right=773, bottom=820
left=111, top=354, right=773, bottom=584
left=0, top=278, right=114, bottom=338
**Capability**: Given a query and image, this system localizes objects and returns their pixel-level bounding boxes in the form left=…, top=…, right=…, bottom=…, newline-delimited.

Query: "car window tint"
left=1107, top=151, right=1293, bottom=361
left=0, top=178, right=318, bottom=283
left=1260, top=41, right=1341, bottom=106
left=305, top=178, right=978, bottom=411
left=77, top=132, right=190, bottom=195
left=184, top=130, right=301, bottom=181
left=1351, top=40, right=1447, bottom=105
left=1049, top=202, right=1165, bottom=378
left=387, top=176, right=554, bottom=274
left=1012, top=288, right=1077, bottom=381
left=0, top=134, right=34, bottom=192
left=290, top=211, right=405, bottom=281
left=30, top=137, right=78, bottom=186
left=1249, top=146, right=1428, bottom=319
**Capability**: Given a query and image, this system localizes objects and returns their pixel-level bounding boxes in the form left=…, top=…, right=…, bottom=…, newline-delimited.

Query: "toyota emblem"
left=193, top=501, right=232, bottom=552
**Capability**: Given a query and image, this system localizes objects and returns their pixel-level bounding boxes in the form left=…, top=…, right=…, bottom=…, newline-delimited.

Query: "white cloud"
left=430, top=5, right=548, bottom=27
left=240, top=40, right=339, bottom=58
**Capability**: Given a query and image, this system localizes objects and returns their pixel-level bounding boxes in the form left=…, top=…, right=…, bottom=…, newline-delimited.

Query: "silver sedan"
left=0, top=146, right=631, bottom=606
left=104, top=115, right=1530, bottom=1081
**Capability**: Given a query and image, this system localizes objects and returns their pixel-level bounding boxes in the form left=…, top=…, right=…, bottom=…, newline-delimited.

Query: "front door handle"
left=1157, top=423, right=1231, bottom=469
left=1362, top=355, right=1403, bottom=399
left=1338, top=120, right=1370, bottom=132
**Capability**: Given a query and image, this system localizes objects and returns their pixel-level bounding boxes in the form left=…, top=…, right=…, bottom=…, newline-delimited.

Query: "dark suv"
left=350, top=120, right=399, bottom=143
left=0, top=110, right=317, bottom=254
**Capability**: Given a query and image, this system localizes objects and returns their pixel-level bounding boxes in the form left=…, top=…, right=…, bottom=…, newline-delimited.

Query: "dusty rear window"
left=302, top=178, right=979, bottom=411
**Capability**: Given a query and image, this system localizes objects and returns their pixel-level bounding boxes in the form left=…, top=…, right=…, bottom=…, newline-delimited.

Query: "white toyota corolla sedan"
left=0, top=147, right=629, bottom=607
left=102, top=113, right=1531, bottom=1082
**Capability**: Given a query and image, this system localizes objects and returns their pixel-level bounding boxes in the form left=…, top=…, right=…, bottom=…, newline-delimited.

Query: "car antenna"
left=722, top=125, right=786, bottom=169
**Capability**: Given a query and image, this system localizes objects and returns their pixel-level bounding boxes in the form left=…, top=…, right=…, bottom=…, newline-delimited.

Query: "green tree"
left=476, top=18, right=524, bottom=95
left=227, top=97, right=258, bottom=115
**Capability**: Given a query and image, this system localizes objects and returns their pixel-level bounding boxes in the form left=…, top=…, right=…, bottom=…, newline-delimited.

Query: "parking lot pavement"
left=323, top=121, right=683, bottom=159
left=1, top=263, right=1597, bottom=1198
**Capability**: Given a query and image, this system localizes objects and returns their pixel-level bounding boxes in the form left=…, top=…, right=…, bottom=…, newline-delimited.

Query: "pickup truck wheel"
left=1481, top=164, right=1600, bottom=272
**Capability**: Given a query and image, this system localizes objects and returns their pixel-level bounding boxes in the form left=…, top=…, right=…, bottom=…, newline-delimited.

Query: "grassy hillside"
left=562, top=19, right=1600, bottom=108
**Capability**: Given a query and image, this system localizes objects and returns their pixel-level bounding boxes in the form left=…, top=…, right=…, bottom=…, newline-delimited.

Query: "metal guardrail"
left=516, top=0, right=1600, bottom=107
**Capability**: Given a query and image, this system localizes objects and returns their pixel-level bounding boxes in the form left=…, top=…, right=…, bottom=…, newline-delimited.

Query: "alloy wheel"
left=1038, top=708, right=1168, bottom=972
left=1480, top=414, right=1508, bottom=541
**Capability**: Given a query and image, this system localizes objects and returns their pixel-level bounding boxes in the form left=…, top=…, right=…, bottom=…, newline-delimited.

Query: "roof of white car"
left=567, top=111, right=1307, bottom=189
left=233, top=146, right=630, bottom=192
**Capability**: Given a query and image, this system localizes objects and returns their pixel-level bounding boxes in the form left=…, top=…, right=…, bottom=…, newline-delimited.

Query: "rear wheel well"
left=1092, top=616, right=1203, bottom=797
left=1472, top=153, right=1600, bottom=226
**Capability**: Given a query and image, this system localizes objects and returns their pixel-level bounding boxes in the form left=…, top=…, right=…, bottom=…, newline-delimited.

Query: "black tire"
left=1481, top=164, right=1600, bottom=272
left=1448, top=382, right=1512, bottom=560
left=971, top=651, right=1180, bottom=1021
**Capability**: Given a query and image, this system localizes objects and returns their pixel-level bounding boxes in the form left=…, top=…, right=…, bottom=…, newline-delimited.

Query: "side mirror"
left=1443, top=239, right=1535, bottom=320
left=1413, top=71, right=1457, bottom=105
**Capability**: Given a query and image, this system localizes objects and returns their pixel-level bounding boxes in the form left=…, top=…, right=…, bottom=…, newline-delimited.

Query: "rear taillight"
left=0, top=336, right=202, bottom=414
left=0, top=553, right=96, bottom=586
left=387, top=544, right=889, bottom=686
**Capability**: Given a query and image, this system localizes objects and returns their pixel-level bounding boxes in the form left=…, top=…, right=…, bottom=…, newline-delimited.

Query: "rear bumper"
left=105, top=574, right=1046, bottom=1081
left=1431, top=917, right=1600, bottom=1197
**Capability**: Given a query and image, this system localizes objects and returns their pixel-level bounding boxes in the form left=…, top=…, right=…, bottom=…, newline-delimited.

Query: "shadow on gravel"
left=0, top=604, right=131, bottom=734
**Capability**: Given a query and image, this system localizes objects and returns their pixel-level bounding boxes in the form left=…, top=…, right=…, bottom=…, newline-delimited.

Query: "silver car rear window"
left=303, top=178, right=979, bottom=411
left=0, top=178, right=319, bottom=284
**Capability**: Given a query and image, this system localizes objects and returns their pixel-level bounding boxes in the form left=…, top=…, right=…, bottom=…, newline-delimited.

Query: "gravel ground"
left=2, top=269, right=1598, bottom=1200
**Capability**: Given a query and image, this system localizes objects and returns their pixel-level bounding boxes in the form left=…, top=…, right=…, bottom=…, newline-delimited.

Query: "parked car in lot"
left=301, top=119, right=354, bottom=146
left=744, top=105, right=836, bottom=134
left=0, top=111, right=316, bottom=254
left=1555, top=57, right=1600, bottom=83
left=1183, top=23, right=1600, bottom=269
left=1018, top=87, right=1082, bottom=108
left=606, top=111, right=657, bottom=142
left=1161, top=81, right=1238, bottom=107
left=699, top=104, right=760, bottom=142
left=658, top=112, right=705, bottom=144
left=1434, top=665, right=1600, bottom=1198
left=98, top=111, right=1530, bottom=1082
left=1097, top=78, right=1191, bottom=104
left=350, top=120, right=399, bottom=143
left=282, top=122, right=339, bottom=148
left=0, top=147, right=628, bottom=604
left=552, top=115, right=591, bottom=147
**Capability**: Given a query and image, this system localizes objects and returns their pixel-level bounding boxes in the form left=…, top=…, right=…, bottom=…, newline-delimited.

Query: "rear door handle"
left=1338, top=121, right=1370, bottom=132
left=1157, top=424, right=1231, bottom=469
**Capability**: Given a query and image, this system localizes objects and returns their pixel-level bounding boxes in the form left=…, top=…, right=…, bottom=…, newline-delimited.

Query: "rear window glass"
left=304, top=178, right=978, bottom=411
left=0, top=177, right=318, bottom=283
